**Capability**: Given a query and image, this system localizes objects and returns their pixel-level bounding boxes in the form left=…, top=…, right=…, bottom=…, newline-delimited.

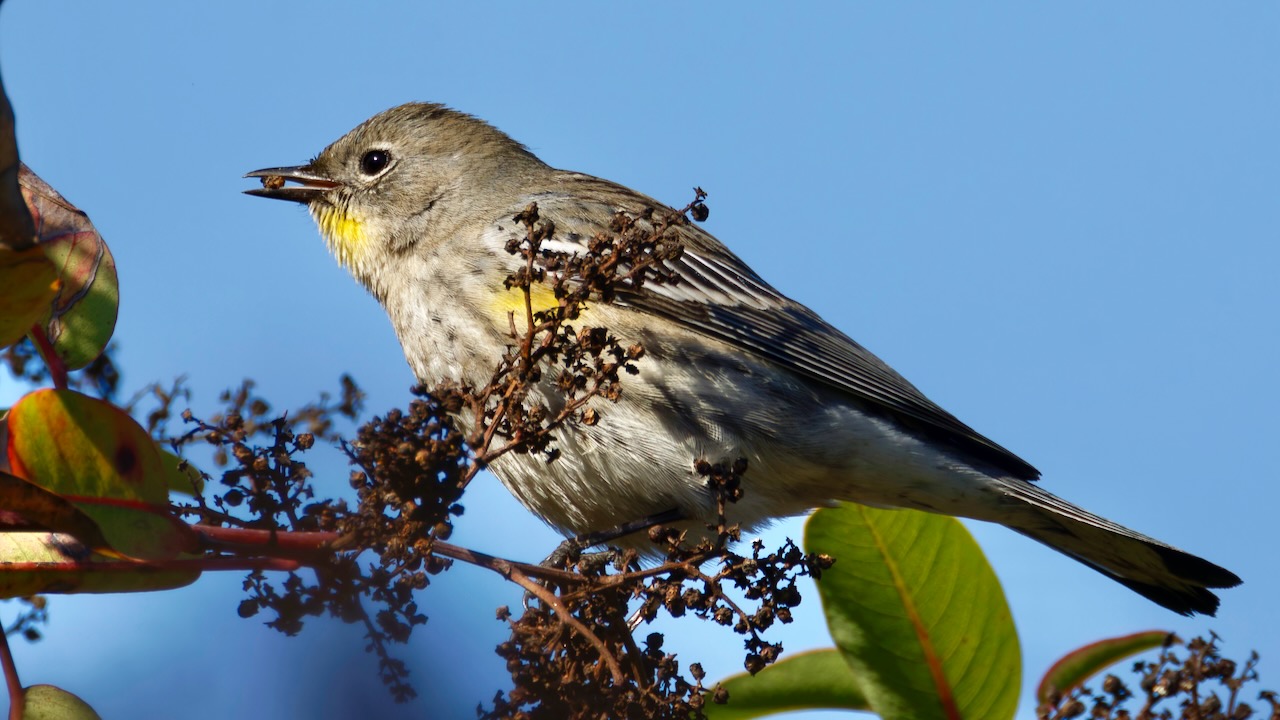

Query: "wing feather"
left=521, top=178, right=1040, bottom=480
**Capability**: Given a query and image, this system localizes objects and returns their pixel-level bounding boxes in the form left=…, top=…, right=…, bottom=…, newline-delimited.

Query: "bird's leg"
left=541, top=507, right=686, bottom=569
left=523, top=507, right=685, bottom=609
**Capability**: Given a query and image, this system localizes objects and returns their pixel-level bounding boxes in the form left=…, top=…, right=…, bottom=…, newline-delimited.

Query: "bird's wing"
left=521, top=181, right=1039, bottom=480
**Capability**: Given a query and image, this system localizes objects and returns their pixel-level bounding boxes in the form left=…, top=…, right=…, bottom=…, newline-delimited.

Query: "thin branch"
left=430, top=539, right=586, bottom=586
left=0, top=625, right=22, bottom=720
left=28, top=326, right=65, bottom=391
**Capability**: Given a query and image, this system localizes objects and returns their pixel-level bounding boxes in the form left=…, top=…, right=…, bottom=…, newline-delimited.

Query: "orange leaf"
left=0, top=245, right=58, bottom=348
left=5, top=389, right=197, bottom=559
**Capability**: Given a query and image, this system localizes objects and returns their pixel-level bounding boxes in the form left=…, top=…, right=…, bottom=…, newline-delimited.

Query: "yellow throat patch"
left=311, top=203, right=367, bottom=271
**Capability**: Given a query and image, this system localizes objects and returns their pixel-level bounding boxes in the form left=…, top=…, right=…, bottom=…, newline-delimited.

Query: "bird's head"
left=245, top=102, right=544, bottom=282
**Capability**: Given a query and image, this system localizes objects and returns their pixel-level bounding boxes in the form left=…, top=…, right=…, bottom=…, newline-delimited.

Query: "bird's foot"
left=521, top=508, right=685, bottom=609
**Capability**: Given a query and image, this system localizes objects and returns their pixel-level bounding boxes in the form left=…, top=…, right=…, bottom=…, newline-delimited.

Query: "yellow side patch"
left=311, top=204, right=367, bottom=271
left=487, top=281, right=576, bottom=327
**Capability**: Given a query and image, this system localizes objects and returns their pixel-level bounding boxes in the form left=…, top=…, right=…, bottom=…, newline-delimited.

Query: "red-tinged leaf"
left=0, top=470, right=111, bottom=550
left=0, top=532, right=198, bottom=598
left=5, top=388, right=198, bottom=559
left=18, top=165, right=119, bottom=370
left=6, top=389, right=167, bottom=502
left=22, top=684, right=103, bottom=720
left=0, top=244, right=59, bottom=348
left=705, top=648, right=871, bottom=720
left=805, top=504, right=1021, bottom=720
left=1036, top=630, right=1173, bottom=703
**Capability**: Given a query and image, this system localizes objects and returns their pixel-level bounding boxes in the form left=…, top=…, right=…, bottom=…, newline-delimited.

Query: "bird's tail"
left=992, top=479, right=1241, bottom=616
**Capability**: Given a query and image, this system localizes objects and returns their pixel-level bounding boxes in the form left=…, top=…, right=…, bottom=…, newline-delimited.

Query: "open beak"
left=243, top=165, right=340, bottom=203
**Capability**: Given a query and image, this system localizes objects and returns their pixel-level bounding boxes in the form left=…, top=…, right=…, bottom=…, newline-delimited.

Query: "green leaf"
left=0, top=245, right=58, bottom=349
left=18, top=165, right=119, bottom=370
left=0, top=532, right=199, bottom=598
left=1036, top=630, right=1172, bottom=704
left=705, top=648, right=871, bottom=720
left=5, top=389, right=197, bottom=559
left=21, top=684, right=103, bottom=720
left=805, top=504, right=1020, bottom=720
left=160, top=450, right=205, bottom=497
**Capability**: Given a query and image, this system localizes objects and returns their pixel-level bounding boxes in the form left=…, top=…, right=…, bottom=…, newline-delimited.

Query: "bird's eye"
left=360, top=149, right=390, bottom=176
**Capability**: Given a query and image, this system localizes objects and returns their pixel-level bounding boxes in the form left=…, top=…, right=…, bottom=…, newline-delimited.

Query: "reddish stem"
left=193, top=525, right=339, bottom=558
left=194, top=522, right=597, bottom=590
left=151, top=556, right=303, bottom=573
left=0, top=556, right=306, bottom=575
left=195, top=524, right=596, bottom=588
left=28, top=325, right=66, bottom=391
left=0, top=626, right=22, bottom=720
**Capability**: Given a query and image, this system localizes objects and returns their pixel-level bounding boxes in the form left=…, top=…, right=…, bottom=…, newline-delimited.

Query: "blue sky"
left=1, top=3, right=1277, bottom=718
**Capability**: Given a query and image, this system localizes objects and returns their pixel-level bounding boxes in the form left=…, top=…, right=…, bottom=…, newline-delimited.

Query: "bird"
left=245, top=102, right=1239, bottom=616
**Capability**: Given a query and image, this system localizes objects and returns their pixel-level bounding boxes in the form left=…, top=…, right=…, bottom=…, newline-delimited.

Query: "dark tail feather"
left=997, top=480, right=1241, bottom=616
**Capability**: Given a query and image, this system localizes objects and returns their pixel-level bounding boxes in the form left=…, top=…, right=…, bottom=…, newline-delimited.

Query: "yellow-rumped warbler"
left=246, top=103, right=1238, bottom=615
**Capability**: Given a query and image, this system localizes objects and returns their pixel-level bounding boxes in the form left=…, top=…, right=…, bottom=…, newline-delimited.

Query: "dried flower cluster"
left=483, top=459, right=832, bottom=719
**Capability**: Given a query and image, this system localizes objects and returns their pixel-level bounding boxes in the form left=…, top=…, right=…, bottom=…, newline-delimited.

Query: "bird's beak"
left=243, top=165, right=340, bottom=203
